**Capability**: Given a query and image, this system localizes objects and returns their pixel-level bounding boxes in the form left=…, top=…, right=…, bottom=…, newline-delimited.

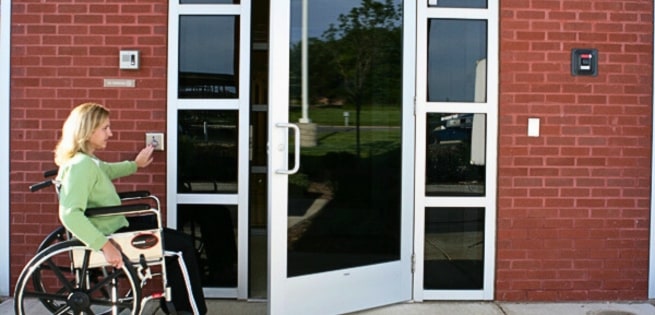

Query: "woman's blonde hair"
left=54, top=102, right=110, bottom=166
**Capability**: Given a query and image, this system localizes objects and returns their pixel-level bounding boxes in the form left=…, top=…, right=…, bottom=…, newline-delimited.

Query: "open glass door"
left=268, top=0, right=414, bottom=314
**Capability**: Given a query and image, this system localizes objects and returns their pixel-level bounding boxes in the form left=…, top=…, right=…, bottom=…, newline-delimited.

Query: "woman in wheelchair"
left=52, top=102, right=207, bottom=314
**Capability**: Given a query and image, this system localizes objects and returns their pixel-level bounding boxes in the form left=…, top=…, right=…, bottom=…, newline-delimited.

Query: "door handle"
left=275, top=123, right=300, bottom=174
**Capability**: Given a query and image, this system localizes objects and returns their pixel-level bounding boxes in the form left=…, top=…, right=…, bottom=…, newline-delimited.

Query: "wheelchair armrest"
left=86, top=203, right=152, bottom=217
left=43, top=169, right=58, bottom=178
left=29, top=168, right=58, bottom=191
left=29, top=179, right=53, bottom=192
left=117, top=190, right=151, bottom=199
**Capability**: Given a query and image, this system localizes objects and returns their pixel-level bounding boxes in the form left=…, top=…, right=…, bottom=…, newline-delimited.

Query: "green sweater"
left=57, top=152, right=137, bottom=251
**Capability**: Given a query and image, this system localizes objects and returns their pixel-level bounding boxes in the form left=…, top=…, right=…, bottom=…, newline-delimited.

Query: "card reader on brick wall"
left=119, top=50, right=140, bottom=70
left=571, top=48, right=597, bottom=76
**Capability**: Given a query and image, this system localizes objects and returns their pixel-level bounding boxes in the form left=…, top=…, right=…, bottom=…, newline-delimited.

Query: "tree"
left=321, top=0, right=401, bottom=157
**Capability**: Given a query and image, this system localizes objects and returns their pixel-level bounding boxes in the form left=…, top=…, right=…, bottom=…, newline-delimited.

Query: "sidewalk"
left=2, top=298, right=655, bottom=315
left=352, top=301, right=655, bottom=315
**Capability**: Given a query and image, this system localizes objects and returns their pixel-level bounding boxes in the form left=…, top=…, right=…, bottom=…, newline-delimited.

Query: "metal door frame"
left=649, top=2, right=655, bottom=298
left=0, top=0, right=11, bottom=296
left=413, top=2, right=499, bottom=300
left=166, top=1, right=252, bottom=299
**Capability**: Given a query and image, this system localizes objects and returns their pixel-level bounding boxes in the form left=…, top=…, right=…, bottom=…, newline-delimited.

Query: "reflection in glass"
left=424, top=207, right=484, bottom=290
left=427, top=19, right=487, bottom=102
left=177, top=110, right=238, bottom=193
left=287, top=0, right=403, bottom=277
left=177, top=204, right=238, bottom=287
left=428, top=0, right=487, bottom=8
left=426, top=113, right=485, bottom=196
left=179, top=15, right=239, bottom=98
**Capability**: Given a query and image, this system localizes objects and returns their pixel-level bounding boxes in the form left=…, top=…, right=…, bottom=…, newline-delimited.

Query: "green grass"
left=288, top=105, right=403, bottom=158
left=293, top=128, right=401, bottom=158
left=289, top=105, right=401, bottom=126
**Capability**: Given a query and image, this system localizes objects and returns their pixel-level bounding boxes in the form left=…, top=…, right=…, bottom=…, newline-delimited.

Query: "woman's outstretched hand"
left=134, top=145, right=154, bottom=168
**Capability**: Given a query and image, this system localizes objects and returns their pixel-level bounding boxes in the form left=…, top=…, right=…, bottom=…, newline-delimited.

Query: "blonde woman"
left=55, top=102, right=206, bottom=314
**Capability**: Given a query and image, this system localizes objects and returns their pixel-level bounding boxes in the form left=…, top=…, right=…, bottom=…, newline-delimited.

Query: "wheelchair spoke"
left=88, top=296, right=135, bottom=309
left=78, top=249, right=92, bottom=291
left=45, top=258, right=76, bottom=292
left=87, top=268, right=123, bottom=295
left=53, top=305, right=72, bottom=315
left=21, top=289, right=68, bottom=302
left=35, top=262, right=72, bottom=274
left=80, top=250, right=91, bottom=290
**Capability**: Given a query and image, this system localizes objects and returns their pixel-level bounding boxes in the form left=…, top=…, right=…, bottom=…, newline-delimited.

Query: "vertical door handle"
left=275, top=123, right=301, bottom=174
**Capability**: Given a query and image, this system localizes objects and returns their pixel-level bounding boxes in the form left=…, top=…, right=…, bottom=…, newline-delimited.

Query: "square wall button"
left=146, top=133, right=164, bottom=151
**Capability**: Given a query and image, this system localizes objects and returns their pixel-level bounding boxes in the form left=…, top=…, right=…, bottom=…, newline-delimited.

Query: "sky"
left=290, top=0, right=357, bottom=43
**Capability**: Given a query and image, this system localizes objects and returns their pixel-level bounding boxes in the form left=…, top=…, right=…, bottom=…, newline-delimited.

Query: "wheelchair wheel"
left=14, top=239, right=142, bottom=315
left=36, top=225, right=68, bottom=253
left=32, top=226, right=111, bottom=313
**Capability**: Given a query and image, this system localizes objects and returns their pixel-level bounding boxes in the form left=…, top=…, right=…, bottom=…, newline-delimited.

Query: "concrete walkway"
left=2, top=298, right=655, bottom=315
left=353, top=301, right=655, bottom=315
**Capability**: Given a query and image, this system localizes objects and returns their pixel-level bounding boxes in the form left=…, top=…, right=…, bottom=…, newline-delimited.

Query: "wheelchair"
left=14, top=169, right=199, bottom=315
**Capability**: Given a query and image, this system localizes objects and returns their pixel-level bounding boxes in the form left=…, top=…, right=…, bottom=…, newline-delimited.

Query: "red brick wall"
left=9, top=0, right=168, bottom=292
left=498, top=0, right=653, bottom=300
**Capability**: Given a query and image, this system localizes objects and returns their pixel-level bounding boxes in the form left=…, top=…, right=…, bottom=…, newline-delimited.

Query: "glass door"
left=268, top=0, right=414, bottom=314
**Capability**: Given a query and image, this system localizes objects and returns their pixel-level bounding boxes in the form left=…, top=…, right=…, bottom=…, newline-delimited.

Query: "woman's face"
left=88, top=119, right=112, bottom=153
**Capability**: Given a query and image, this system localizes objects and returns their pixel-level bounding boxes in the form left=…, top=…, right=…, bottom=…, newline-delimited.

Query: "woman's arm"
left=58, top=161, right=111, bottom=251
left=100, top=146, right=154, bottom=180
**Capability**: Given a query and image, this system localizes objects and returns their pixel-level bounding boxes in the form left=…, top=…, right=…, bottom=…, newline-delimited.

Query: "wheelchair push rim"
left=14, top=239, right=142, bottom=315
left=36, top=225, right=68, bottom=254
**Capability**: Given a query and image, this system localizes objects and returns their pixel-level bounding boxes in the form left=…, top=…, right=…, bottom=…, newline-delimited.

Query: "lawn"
left=289, top=105, right=401, bottom=127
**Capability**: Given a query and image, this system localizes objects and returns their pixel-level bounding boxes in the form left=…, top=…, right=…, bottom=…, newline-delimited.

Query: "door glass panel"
left=287, top=0, right=403, bottom=277
left=427, top=19, right=487, bottom=102
left=178, top=110, right=238, bottom=193
left=428, top=0, right=487, bottom=9
left=426, top=113, right=485, bottom=196
left=424, top=207, right=484, bottom=290
left=179, top=15, right=239, bottom=98
left=177, top=204, right=238, bottom=287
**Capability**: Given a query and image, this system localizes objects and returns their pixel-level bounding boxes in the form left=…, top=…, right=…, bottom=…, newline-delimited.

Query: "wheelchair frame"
left=14, top=169, right=198, bottom=315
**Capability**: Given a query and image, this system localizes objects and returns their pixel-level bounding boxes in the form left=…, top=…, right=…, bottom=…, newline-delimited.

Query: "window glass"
left=177, top=204, right=238, bottom=287
left=427, top=19, right=487, bottom=102
left=424, top=207, right=484, bottom=290
left=287, top=0, right=403, bottom=277
left=179, top=15, right=239, bottom=98
left=177, top=110, right=238, bottom=193
left=426, top=113, right=485, bottom=196
left=428, top=0, right=487, bottom=9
